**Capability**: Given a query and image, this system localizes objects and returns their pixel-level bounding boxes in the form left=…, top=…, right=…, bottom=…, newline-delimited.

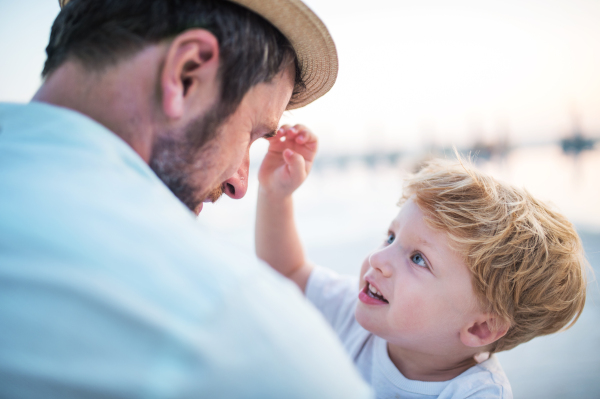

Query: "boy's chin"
left=354, top=303, right=378, bottom=332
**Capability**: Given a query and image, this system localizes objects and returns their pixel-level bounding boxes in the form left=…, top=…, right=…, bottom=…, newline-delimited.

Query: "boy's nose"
left=369, top=249, right=394, bottom=278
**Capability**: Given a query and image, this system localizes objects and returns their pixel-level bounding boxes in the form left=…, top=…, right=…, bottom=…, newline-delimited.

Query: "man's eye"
left=386, top=233, right=395, bottom=245
left=411, top=253, right=428, bottom=268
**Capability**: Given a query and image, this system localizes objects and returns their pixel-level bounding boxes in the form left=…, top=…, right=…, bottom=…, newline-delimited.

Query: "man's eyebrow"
left=263, top=130, right=277, bottom=139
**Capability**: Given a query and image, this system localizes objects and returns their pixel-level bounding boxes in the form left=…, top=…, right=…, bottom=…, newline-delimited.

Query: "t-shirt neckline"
left=374, top=336, right=452, bottom=396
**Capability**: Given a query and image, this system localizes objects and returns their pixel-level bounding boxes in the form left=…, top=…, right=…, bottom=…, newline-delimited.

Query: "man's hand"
left=258, top=124, right=318, bottom=198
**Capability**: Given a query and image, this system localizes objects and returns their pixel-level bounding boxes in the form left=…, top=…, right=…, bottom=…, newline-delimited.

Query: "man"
left=0, top=0, right=372, bottom=397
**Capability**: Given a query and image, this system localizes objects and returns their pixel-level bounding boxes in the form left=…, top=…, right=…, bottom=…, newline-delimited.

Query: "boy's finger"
left=283, top=149, right=306, bottom=182
left=269, top=125, right=298, bottom=145
left=293, top=125, right=316, bottom=144
left=284, top=125, right=300, bottom=141
left=279, top=124, right=298, bottom=136
left=265, top=127, right=284, bottom=142
left=293, top=124, right=308, bottom=133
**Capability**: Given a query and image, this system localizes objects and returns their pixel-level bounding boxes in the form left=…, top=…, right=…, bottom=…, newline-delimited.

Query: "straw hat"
left=57, top=0, right=338, bottom=109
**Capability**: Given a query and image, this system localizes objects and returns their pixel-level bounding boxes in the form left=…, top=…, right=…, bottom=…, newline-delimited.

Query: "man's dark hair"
left=43, top=0, right=305, bottom=124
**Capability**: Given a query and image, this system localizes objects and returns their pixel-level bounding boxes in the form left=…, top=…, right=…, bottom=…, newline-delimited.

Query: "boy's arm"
left=255, top=125, right=317, bottom=292
left=256, top=188, right=313, bottom=291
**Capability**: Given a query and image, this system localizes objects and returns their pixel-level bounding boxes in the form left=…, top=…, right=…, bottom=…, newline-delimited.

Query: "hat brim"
left=228, top=0, right=338, bottom=110
left=58, top=0, right=338, bottom=110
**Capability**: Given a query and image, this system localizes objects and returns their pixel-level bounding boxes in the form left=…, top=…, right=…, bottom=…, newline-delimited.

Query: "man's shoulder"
left=0, top=100, right=190, bottom=262
left=0, top=101, right=153, bottom=175
left=0, top=100, right=287, bottom=307
left=0, top=101, right=295, bottom=303
left=0, top=102, right=373, bottom=397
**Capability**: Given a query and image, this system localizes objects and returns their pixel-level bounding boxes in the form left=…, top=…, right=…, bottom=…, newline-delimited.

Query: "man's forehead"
left=251, top=69, right=295, bottom=129
left=263, top=113, right=282, bottom=133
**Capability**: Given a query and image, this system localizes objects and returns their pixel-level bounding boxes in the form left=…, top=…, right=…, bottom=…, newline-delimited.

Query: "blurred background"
left=1, top=0, right=598, bottom=397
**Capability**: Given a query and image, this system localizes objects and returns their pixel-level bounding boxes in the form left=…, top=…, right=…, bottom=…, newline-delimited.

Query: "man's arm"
left=255, top=125, right=317, bottom=292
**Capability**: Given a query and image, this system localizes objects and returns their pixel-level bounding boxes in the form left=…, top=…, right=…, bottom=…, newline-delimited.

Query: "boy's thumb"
left=283, top=149, right=306, bottom=180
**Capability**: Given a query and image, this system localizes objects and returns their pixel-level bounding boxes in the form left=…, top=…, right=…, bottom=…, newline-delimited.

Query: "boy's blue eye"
left=386, top=233, right=395, bottom=245
left=411, top=253, right=427, bottom=268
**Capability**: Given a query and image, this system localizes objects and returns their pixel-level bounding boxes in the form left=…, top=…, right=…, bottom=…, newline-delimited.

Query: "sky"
left=1, top=0, right=599, bottom=153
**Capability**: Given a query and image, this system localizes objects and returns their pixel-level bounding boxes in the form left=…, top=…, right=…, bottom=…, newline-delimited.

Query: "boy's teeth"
left=369, top=284, right=381, bottom=296
left=366, top=283, right=389, bottom=304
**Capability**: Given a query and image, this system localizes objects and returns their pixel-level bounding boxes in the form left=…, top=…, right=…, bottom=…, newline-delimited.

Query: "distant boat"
left=561, top=134, right=596, bottom=155
left=560, top=110, right=597, bottom=155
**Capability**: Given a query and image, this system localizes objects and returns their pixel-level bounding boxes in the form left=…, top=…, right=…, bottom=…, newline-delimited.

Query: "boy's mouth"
left=359, top=282, right=389, bottom=304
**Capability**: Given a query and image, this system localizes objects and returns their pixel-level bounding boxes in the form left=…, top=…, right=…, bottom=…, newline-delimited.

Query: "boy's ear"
left=460, top=314, right=510, bottom=348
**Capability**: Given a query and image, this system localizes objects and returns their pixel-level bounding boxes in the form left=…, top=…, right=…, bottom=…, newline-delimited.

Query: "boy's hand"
left=258, top=124, right=318, bottom=198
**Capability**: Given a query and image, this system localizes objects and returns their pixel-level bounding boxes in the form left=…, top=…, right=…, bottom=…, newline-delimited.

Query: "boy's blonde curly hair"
left=401, top=158, right=587, bottom=353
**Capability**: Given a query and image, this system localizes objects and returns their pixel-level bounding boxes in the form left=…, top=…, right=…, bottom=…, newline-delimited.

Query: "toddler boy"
left=255, top=125, right=587, bottom=398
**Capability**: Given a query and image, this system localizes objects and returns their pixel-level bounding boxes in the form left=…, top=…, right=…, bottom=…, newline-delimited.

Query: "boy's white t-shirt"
left=306, top=266, right=513, bottom=399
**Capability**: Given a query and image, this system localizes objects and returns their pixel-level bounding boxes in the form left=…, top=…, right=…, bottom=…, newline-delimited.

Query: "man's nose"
left=223, top=151, right=250, bottom=199
left=369, top=248, right=394, bottom=278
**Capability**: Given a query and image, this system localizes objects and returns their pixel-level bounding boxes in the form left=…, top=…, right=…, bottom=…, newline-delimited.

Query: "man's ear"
left=161, top=29, right=220, bottom=120
left=460, top=314, right=510, bottom=348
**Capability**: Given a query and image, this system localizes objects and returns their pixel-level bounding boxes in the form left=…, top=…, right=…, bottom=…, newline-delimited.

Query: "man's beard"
left=149, top=104, right=228, bottom=214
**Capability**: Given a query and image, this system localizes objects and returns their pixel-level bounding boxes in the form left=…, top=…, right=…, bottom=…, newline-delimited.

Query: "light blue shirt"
left=0, top=102, right=372, bottom=399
